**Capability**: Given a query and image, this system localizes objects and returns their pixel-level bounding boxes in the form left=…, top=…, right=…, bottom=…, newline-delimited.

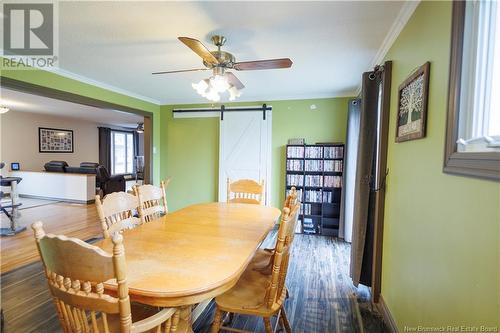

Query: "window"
left=445, top=1, right=500, bottom=180
left=110, top=131, right=134, bottom=175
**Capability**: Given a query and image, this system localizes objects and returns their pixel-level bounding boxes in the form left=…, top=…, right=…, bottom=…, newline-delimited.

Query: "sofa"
left=44, top=161, right=100, bottom=174
left=66, top=162, right=99, bottom=174
left=43, top=161, right=68, bottom=173
left=43, top=161, right=125, bottom=195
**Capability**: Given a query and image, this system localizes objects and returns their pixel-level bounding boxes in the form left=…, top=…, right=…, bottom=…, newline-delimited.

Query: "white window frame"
left=110, top=130, right=135, bottom=175
left=457, top=0, right=500, bottom=152
left=444, top=1, right=500, bottom=181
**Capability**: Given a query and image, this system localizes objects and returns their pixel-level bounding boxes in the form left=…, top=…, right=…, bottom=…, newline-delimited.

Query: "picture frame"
left=11, top=162, right=20, bottom=171
left=395, top=62, right=430, bottom=142
left=38, top=127, right=74, bottom=153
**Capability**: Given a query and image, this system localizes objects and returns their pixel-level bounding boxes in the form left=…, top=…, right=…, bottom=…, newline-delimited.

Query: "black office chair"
left=96, top=165, right=126, bottom=196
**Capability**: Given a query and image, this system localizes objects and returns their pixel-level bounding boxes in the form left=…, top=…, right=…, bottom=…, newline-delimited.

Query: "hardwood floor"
left=194, top=233, right=388, bottom=333
left=0, top=202, right=102, bottom=273
left=0, top=207, right=388, bottom=333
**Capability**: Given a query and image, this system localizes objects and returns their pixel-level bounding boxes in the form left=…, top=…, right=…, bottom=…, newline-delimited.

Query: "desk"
left=96, top=202, right=281, bottom=331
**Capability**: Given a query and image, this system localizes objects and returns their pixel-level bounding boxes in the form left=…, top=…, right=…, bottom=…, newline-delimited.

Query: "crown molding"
left=355, top=0, right=420, bottom=96
left=44, top=67, right=161, bottom=105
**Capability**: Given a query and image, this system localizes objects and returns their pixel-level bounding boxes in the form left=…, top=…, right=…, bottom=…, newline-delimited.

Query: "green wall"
left=1, top=65, right=162, bottom=183
left=160, top=98, right=349, bottom=211
left=381, top=1, right=500, bottom=329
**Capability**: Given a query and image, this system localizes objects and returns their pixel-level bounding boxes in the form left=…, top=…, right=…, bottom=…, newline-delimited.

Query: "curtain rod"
left=172, top=104, right=272, bottom=120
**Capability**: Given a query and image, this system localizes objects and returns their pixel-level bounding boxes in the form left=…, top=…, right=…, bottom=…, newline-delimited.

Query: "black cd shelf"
left=285, top=143, right=344, bottom=236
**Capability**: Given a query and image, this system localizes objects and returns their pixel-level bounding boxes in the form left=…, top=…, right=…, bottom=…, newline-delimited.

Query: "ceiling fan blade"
left=225, top=72, right=245, bottom=90
left=152, top=68, right=208, bottom=75
left=178, top=37, right=219, bottom=65
left=233, top=58, right=293, bottom=71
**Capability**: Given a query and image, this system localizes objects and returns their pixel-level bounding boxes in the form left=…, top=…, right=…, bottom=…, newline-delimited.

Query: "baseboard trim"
left=377, top=295, right=398, bottom=333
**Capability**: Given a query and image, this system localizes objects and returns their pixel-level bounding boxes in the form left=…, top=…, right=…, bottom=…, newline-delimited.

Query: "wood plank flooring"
left=193, top=233, right=387, bottom=333
left=0, top=202, right=102, bottom=273
left=1, top=205, right=388, bottom=333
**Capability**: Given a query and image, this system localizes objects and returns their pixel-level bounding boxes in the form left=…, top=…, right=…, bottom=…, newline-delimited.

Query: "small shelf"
left=286, top=143, right=344, bottom=237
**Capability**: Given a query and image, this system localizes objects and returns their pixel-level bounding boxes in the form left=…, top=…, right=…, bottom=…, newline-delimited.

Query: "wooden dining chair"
left=133, top=179, right=170, bottom=223
left=253, top=187, right=300, bottom=274
left=95, top=192, right=142, bottom=239
left=284, top=187, right=299, bottom=210
left=226, top=178, right=265, bottom=205
left=31, top=221, right=179, bottom=333
left=210, top=198, right=301, bottom=333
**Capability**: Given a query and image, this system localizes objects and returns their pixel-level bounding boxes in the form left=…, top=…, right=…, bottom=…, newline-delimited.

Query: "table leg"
left=171, top=306, right=193, bottom=333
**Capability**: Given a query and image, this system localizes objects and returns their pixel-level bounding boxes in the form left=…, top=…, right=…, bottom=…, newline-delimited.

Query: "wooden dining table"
left=96, top=202, right=281, bottom=332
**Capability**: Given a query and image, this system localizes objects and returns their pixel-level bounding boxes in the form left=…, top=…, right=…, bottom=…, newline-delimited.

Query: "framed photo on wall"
left=395, top=62, right=430, bottom=142
left=39, top=127, right=74, bottom=153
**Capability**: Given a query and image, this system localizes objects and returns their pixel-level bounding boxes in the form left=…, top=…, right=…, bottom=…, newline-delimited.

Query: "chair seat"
left=252, top=248, right=274, bottom=267
left=215, top=252, right=284, bottom=316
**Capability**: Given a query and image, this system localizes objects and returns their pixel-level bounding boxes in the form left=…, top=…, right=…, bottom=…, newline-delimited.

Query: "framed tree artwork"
left=39, top=127, right=74, bottom=153
left=395, top=62, right=430, bottom=142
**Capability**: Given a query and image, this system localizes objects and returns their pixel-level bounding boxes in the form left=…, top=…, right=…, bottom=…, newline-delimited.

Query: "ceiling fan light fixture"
left=0, top=106, right=10, bottom=114
left=192, top=79, right=209, bottom=95
left=205, top=88, right=220, bottom=102
left=210, top=74, right=230, bottom=93
left=228, top=85, right=242, bottom=101
left=155, top=35, right=292, bottom=102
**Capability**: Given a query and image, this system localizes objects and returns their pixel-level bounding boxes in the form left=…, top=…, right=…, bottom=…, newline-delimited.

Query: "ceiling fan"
left=152, top=35, right=293, bottom=102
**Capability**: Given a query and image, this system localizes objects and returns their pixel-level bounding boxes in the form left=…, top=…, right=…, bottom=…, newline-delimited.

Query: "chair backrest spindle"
left=226, top=178, right=265, bottom=205
left=134, top=179, right=170, bottom=223
left=265, top=192, right=300, bottom=309
left=32, top=222, right=131, bottom=332
left=95, top=192, right=142, bottom=239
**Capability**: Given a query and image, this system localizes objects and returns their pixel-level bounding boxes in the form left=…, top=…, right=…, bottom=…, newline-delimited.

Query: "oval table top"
left=96, top=202, right=281, bottom=307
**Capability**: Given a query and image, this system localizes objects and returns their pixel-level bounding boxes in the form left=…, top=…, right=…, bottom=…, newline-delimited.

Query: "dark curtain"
left=133, top=131, right=139, bottom=157
left=350, top=61, right=394, bottom=287
left=340, top=98, right=361, bottom=242
left=133, top=131, right=139, bottom=174
left=98, top=127, right=111, bottom=171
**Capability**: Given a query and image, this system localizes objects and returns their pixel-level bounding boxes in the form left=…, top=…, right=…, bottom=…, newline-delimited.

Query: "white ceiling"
left=54, top=1, right=407, bottom=104
left=0, top=88, right=144, bottom=127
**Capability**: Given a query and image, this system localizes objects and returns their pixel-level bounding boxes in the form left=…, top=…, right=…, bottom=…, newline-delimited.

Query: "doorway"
left=0, top=77, right=154, bottom=184
left=218, top=110, right=272, bottom=204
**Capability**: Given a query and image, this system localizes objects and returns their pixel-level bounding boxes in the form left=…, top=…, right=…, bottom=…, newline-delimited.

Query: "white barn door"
left=218, top=111, right=272, bottom=205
